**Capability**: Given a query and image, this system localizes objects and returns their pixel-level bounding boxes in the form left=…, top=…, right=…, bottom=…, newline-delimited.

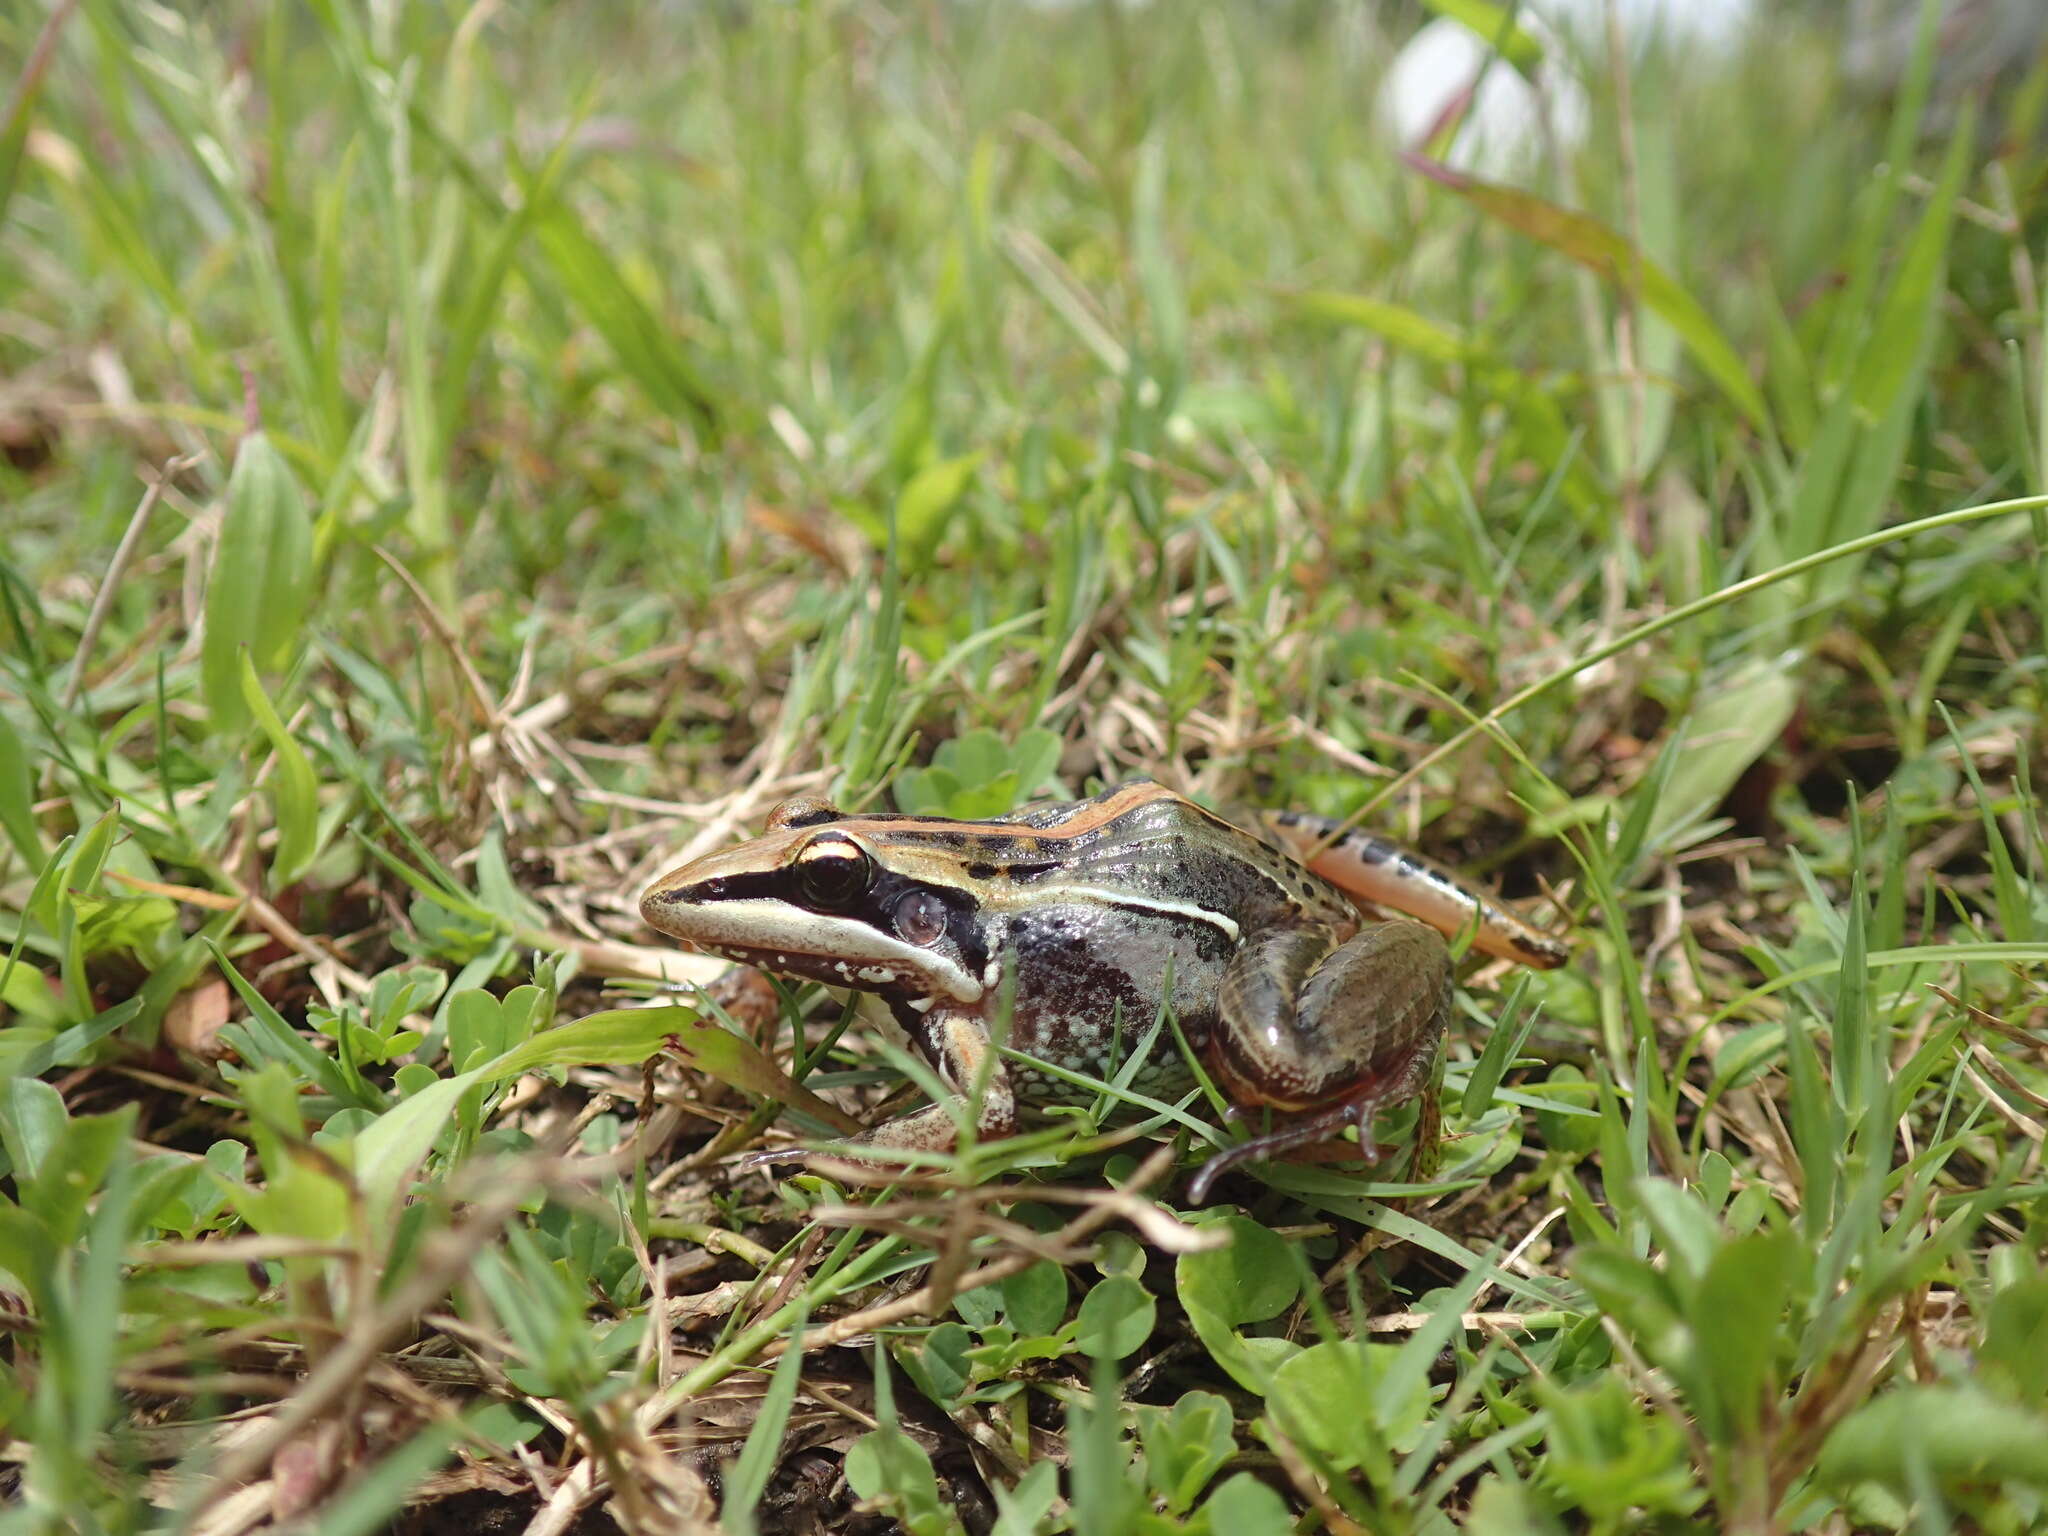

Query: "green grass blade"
left=1404, top=155, right=1769, bottom=429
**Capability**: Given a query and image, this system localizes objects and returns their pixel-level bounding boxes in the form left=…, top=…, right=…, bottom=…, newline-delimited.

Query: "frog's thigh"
left=1212, top=919, right=1451, bottom=1113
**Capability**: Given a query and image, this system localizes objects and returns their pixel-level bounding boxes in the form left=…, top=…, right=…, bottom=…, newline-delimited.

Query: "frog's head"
left=640, top=797, right=990, bottom=1006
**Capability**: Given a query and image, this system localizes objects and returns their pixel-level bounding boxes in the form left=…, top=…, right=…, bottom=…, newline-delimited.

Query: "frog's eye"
left=793, top=832, right=874, bottom=910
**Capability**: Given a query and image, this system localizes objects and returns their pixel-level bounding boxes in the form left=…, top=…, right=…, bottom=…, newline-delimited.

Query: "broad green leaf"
left=350, top=1063, right=490, bottom=1220
left=1986, top=1274, right=2048, bottom=1403
left=1000, top=1260, right=1068, bottom=1338
left=0, top=711, right=43, bottom=866
left=1533, top=1065, right=1601, bottom=1154
left=0, top=1077, right=68, bottom=1185
left=1571, top=1247, right=1689, bottom=1373
left=1177, top=1214, right=1302, bottom=1392
left=1008, top=729, right=1062, bottom=799
left=1177, top=1214, right=1298, bottom=1325
left=238, top=654, right=320, bottom=888
left=1689, top=1230, right=1800, bottom=1441
left=1633, top=1178, right=1719, bottom=1290
left=1538, top=1372, right=1703, bottom=1520
left=989, top=1461, right=1061, bottom=1536
left=202, top=431, right=316, bottom=735
left=895, top=728, right=1062, bottom=817
left=1466, top=1475, right=1572, bottom=1536
left=1074, top=1274, right=1155, bottom=1360
left=0, top=960, right=61, bottom=1022
left=446, top=989, right=515, bottom=1075
left=844, top=1425, right=961, bottom=1536
left=473, top=831, right=549, bottom=932
left=894, top=451, right=982, bottom=564
left=1266, top=1340, right=1429, bottom=1469
left=917, top=1322, right=975, bottom=1404
left=1200, top=1472, right=1296, bottom=1536
left=227, top=1145, right=351, bottom=1246
left=20, top=1103, right=132, bottom=1245
left=1818, top=1386, right=2048, bottom=1492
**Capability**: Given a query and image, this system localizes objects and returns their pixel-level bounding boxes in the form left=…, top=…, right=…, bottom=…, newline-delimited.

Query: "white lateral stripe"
left=662, top=899, right=983, bottom=1003
left=985, top=884, right=1241, bottom=943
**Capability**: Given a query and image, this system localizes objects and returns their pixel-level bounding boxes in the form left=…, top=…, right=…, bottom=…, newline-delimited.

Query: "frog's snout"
left=639, top=848, right=747, bottom=936
left=639, top=874, right=697, bottom=928
left=640, top=836, right=799, bottom=935
left=639, top=873, right=699, bottom=937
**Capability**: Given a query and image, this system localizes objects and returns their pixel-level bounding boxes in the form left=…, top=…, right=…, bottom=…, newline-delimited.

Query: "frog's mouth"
left=641, top=867, right=987, bottom=1006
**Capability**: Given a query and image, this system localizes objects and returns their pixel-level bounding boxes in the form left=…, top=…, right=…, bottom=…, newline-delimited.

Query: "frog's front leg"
left=741, top=1011, right=1017, bottom=1182
left=1191, top=919, right=1451, bottom=1201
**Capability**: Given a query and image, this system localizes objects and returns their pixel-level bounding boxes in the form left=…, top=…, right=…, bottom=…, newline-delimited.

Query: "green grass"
left=3, top=1, right=2047, bottom=1531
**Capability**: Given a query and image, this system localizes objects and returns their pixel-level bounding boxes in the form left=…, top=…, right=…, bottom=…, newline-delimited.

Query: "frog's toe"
left=729, top=1144, right=804, bottom=1174
left=1185, top=1098, right=1374, bottom=1204
left=728, top=1141, right=928, bottom=1186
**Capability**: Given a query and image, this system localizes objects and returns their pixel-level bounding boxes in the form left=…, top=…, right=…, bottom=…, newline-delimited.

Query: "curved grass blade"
left=1404, top=154, right=1768, bottom=429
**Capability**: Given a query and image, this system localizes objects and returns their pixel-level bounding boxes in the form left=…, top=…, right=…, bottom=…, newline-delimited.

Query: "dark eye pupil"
left=805, top=861, right=859, bottom=900
left=797, top=839, right=871, bottom=908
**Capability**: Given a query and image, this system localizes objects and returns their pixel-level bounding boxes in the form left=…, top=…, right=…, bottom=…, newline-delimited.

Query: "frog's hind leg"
left=1261, top=810, right=1569, bottom=970
left=1193, top=920, right=1450, bottom=1201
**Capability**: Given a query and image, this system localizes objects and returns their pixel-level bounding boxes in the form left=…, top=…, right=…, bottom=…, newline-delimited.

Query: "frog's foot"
left=732, top=1013, right=1016, bottom=1183
left=1185, top=1097, right=1384, bottom=1204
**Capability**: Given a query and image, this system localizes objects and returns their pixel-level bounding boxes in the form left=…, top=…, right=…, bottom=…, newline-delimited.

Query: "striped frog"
left=640, top=780, right=1566, bottom=1199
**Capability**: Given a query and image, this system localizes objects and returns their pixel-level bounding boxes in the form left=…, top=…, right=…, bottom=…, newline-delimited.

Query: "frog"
left=640, top=779, right=1566, bottom=1199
